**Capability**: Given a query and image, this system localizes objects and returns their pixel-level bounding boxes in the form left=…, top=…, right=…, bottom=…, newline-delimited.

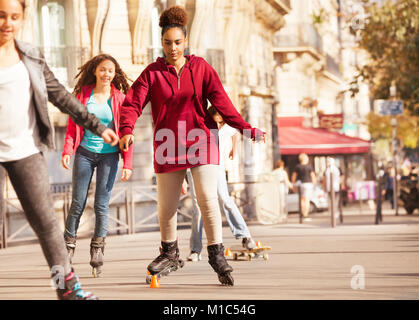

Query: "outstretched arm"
left=203, top=61, right=265, bottom=142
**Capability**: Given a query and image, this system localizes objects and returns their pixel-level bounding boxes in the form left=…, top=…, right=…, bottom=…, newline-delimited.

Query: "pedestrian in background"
left=0, top=0, right=118, bottom=300
left=291, top=153, right=316, bottom=221
left=272, top=159, right=292, bottom=216
left=383, top=166, right=395, bottom=209
left=61, top=54, right=133, bottom=277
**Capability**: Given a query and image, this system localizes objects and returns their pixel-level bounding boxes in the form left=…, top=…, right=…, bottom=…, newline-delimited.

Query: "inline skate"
left=146, top=240, right=185, bottom=284
left=208, top=243, right=234, bottom=286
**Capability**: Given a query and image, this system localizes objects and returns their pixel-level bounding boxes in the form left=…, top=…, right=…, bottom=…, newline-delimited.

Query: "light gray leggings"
left=1, top=153, right=71, bottom=276
left=156, top=164, right=223, bottom=246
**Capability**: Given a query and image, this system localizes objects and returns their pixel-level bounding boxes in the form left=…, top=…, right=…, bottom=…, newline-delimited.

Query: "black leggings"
left=0, top=153, right=71, bottom=275
left=0, top=165, right=5, bottom=243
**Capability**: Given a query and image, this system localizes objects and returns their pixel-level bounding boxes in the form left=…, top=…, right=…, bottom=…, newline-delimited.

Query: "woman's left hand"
left=121, top=169, right=132, bottom=182
left=252, top=128, right=266, bottom=143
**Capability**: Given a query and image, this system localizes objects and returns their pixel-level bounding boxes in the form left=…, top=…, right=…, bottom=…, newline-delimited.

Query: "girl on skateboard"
left=61, top=54, right=133, bottom=277
left=119, top=5, right=265, bottom=286
left=0, top=0, right=118, bottom=299
left=185, top=107, right=257, bottom=262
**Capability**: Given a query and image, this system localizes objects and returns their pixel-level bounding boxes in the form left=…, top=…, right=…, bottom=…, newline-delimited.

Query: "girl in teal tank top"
left=80, top=92, right=118, bottom=154
left=61, top=54, right=131, bottom=277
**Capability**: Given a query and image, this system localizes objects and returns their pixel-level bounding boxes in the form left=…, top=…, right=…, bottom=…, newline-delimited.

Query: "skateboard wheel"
left=146, top=275, right=152, bottom=284
left=233, top=253, right=238, bottom=260
left=246, top=254, right=251, bottom=261
left=263, top=254, right=269, bottom=261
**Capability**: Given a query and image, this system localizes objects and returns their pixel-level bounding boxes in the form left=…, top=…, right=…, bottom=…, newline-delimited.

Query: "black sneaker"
left=242, top=237, right=256, bottom=250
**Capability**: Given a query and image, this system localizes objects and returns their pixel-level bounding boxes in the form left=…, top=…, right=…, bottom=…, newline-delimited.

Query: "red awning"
left=278, top=126, right=371, bottom=155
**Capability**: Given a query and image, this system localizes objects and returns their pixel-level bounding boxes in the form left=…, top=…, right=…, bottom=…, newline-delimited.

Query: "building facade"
left=11, top=0, right=291, bottom=220
left=273, top=0, right=373, bottom=192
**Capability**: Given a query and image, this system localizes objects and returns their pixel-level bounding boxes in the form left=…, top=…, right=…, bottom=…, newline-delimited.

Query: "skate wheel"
left=263, top=254, right=269, bottom=261
left=146, top=275, right=152, bottom=284
left=246, top=254, right=252, bottom=261
left=233, top=253, right=238, bottom=261
left=218, top=272, right=234, bottom=286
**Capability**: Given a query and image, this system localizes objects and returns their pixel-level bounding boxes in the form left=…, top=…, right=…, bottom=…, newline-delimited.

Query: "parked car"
left=286, top=185, right=329, bottom=213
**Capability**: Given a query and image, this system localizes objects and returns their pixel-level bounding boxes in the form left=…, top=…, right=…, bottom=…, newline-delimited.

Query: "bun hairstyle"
left=159, top=5, right=188, bottom=37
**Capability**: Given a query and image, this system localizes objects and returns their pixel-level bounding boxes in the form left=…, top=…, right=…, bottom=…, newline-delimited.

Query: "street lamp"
left=389, top=81, right=399, bottom=215
left=389, top=81, right=397, bottom=98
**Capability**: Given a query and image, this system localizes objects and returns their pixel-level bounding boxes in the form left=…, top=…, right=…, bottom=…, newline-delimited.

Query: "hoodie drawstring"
left=160, top=69, right=175, bottom=96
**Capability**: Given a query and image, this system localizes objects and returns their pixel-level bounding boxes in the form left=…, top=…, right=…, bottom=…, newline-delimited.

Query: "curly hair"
left=159, top=5, right=188, bottom=37
left=73, top=54, right=131, bottom=96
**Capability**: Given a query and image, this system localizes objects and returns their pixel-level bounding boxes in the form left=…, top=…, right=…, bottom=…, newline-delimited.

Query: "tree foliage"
left=350, top=0, right=419, bottom=115
left=365, top=110, right=419, bottom=148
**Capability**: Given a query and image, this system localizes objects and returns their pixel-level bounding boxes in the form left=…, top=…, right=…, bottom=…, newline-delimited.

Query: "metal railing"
left=1, top=176, right=286, bottom=248
left=0, top=183, right=193, bottom=248
left=228, top=173, right=288, bottom=224
left=274, top=23, right=324, bottom=55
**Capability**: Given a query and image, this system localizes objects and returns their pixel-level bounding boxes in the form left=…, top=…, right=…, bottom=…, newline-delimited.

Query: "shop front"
left=277, top=117, right=372, bottom=204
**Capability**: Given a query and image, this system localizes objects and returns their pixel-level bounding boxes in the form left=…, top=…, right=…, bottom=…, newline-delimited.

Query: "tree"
left=364, top=110, right=419, bottom=149
left=350, top=0, right=419, bottom=115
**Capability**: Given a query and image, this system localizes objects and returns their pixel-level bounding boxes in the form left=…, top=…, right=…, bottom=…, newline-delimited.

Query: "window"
left=36, top=1, right=67, bottom=85
left=149, top=4, right=164, bottom=62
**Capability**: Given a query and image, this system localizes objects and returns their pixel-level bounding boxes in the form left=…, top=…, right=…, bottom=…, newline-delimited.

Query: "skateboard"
left=229, top=246, right=271, bottom=261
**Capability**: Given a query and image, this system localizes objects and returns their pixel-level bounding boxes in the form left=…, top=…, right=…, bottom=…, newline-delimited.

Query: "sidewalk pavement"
left=0, top=207, right=418, bottom=300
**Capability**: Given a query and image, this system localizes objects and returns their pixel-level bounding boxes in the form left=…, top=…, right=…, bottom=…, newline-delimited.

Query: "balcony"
left=325, top=54, right=343, bottom=79
left=40, top=46, right=90, bottom=89
left=273, top=23, right=323, bottom=59
left=268, top=0, right=292, bottom=15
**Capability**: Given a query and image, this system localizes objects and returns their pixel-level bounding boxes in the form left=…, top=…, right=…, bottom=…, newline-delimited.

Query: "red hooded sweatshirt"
left=63, top=84, right=133, bottom=170
left=120, top=55, right=262, bottom=173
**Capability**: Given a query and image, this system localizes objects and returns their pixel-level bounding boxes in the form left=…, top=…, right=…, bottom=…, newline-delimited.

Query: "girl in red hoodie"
left=62, top=54, right=133, bottom=277
left=119, top=6, right=265, bottom=286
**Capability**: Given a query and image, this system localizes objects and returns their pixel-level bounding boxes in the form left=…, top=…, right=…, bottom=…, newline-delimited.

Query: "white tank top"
left=0, top=61, right=40, bottom=162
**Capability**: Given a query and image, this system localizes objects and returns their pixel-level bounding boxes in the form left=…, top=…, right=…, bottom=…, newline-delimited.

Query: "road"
left=0, top=211, right=418, bottom=300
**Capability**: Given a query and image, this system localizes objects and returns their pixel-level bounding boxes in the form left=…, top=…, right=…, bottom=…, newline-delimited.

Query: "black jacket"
left=15, top=39, right=106, bottom=151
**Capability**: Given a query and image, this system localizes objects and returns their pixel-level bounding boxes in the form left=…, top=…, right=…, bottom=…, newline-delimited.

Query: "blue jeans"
left=65, top=147, right=119, bottom=238
left=188, top=167, right=251, bottom=253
